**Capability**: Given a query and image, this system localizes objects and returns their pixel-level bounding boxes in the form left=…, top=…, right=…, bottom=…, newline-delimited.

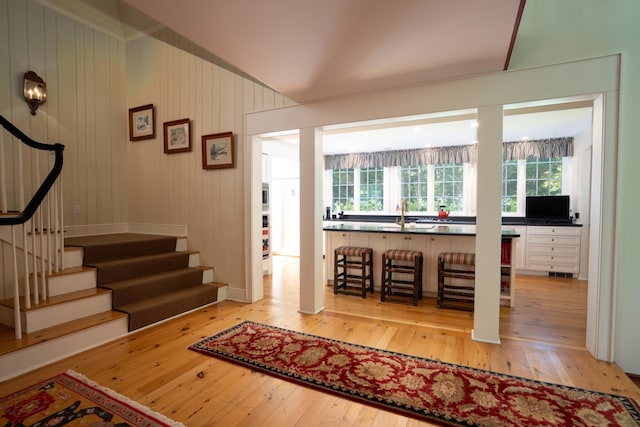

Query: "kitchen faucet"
left=396, top=199, right=408, bottom=230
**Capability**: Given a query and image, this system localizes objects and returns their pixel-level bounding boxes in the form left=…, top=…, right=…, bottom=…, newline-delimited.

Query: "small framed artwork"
left=163, top=118, right=191, bottom=154
left=202, top=132, right=235, bottom=169
left=128, top=104, right=155, bottom=141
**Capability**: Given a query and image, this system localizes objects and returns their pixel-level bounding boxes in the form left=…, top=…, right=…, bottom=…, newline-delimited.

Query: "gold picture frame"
left=202, top=132, right=234, bottom=169
left=128, top=104, right=155, bottom=141
left=163, top=118, right=191, bottom=154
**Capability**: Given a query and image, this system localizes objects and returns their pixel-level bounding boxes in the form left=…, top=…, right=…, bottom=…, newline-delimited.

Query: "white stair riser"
left=217, top=285, right=227, bottom=301
left=176, top=237, right=187, bottom=252
left=64, top=248, right=84, bottom=268
left=20, top=293, right=112, bottom=333
left=47, top=269, right=97, bottom=297
left=188, top=252, right=200, bottom=268
left=202, top=268, right=214, bottom=284
left=0, top=316, right=128, bottom=382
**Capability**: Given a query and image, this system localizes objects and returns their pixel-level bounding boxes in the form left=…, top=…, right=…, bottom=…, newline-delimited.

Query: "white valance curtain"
left=324, top=137, right=573, bottom=170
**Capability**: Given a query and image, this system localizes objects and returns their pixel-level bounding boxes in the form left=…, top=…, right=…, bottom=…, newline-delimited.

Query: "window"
left=400, top=165, right=428, bottom=211
left=331, top=169, right=354, bottom=211
left=359, top=168, right=384, bottom=211
left=434, top=163, right=463, bottom=211
left=501, top=160, right=518, bottom=213
left=526, top=157, right=562, bottom=195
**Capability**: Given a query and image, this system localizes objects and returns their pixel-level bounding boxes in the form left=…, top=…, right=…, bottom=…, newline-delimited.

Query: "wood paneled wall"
left=1, top=0, right=294, bottom=298
left=0, top=0, right=127, bottom=226
left=126, top=34, right=292, bottom=295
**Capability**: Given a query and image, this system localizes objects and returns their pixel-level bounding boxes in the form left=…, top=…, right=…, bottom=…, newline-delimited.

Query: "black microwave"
left=262, top=183, right=269, bottom=210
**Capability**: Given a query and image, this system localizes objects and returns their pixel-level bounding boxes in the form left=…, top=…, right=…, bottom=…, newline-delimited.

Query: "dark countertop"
left=323, top=214, right=582, bottom=227
left=323, top=223, right=520, bottom=238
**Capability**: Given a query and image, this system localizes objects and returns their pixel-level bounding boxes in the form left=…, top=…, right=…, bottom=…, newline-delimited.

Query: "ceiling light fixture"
left=23, top=71, right=47, bottom=115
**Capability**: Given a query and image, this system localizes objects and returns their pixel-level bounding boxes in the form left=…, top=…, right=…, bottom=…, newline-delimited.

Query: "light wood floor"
left=1, top=255, right=639, bottom=426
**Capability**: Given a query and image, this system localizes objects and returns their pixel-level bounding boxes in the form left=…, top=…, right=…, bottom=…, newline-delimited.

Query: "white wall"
left=263, top=140, right=300, bottom=256
left=126, top=35, right=293, bottom=296
left=509, top=0, right=640, bottom=377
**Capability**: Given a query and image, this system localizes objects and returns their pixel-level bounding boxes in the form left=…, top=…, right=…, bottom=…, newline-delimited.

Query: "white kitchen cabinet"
left=502, top=225, right=526, bottom=270
left=525, top=226, right=581, bottom=276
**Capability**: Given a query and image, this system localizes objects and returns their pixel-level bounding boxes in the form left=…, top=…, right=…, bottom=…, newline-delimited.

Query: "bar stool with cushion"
left=437, top=252, right=476, bottom=311
left=381, top=249, right=423, bottom=305
left=333, top=246, right=374, bottom=298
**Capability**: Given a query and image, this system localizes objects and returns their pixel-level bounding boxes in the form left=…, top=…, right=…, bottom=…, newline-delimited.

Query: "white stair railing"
left=0, top=115, right=64, bottom=339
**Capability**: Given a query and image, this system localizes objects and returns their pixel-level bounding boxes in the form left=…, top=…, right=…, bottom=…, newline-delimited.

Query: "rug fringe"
left=65, top=370, right=185, bottom=427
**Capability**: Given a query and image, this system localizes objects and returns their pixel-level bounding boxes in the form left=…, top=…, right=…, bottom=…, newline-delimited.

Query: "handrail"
left=0, top=115, right=64, bottom=225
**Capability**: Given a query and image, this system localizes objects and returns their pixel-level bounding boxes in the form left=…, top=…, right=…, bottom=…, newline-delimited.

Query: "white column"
left=299, top=127, right=324, bottom=314
left=472, top=105, right=503, bottom=344
left=248, top=135, right=264, bottom=303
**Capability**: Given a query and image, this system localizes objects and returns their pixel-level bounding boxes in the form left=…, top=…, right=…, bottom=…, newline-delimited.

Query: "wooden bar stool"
left=381, top=249, right=423, bottom=305
left=437, top=252, right=476, bottom=311
left=333, top=246, right=374, bottom=298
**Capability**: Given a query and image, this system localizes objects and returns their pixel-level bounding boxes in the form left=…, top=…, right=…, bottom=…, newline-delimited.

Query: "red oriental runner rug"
left=189, top=321, right=640, bottom=426
left=0, top=370, right=184, bottom=426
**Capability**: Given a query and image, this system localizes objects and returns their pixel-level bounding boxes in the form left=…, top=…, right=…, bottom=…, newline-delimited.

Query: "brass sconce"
left=23, top=71, right=47, bottom=115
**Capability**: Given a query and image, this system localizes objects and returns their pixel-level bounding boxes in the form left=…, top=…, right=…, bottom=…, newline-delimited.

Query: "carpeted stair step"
left=117, top=283, right=220, bottom=331
left=65, top=233, right=178, bottom=264
left=99, top=267, right=205, bottom=307
left=90, top=251, right=191, bottom=285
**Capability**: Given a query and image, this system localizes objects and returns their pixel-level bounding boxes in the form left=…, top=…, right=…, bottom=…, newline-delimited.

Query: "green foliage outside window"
left=526, top=157, right=562, bottom=195
left=434, top=163, right=463, bottom=211
left=400, top=166, right=428, bottom=211
left=332, top=169, right=354, bottom=211
left=359, top=168, right=384, bottom=211
left=502, top=160, right=518, bottom=213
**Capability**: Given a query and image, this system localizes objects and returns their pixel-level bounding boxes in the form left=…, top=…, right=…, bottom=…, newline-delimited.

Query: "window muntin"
left=359, top=168, right=384, bottom=211
left=329, top=156, right=566, bottom=215
left=502, top=160, right=518, bottom=213
left=526, top=157, right=563, bottom=195
left=434, top=163, right=463, bottom=211
left=400, top=165, right=428, bottom=212
left=331, top=168, right=354, bottom=211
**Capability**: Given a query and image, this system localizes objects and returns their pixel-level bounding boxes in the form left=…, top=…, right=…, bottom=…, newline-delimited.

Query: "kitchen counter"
left=324, top=222, right=519, bottom=306
left=323, top=222, right=520, bottom=238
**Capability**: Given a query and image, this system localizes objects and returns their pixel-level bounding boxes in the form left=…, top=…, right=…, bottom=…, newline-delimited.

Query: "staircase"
left=0, top=232, right=227, bottom=381
left=64, top=233, right=225, bottom=331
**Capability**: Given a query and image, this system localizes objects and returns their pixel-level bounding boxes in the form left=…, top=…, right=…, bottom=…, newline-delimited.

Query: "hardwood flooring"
left=1, top=255, right=639, bottom=426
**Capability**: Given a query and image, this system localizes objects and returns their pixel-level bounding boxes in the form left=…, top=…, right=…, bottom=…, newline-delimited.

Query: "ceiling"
left=50, top=0, right=592, bottom=154
left=120, top=0, right=525, bottom=103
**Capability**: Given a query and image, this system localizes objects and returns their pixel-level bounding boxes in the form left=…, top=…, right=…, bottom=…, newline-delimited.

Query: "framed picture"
left=163, top=118, right=191, bottom=154
left=202, top=132, right=235, bottom=169
left=128, top=104, right=155, bottom=141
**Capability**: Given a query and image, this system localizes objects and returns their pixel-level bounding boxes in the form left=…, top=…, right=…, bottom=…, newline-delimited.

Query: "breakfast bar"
left=323, top=222, right=520, bottom=307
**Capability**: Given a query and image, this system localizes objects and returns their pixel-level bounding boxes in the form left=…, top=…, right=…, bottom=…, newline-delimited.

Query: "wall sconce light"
left=23, top=71, right=47, bottom=115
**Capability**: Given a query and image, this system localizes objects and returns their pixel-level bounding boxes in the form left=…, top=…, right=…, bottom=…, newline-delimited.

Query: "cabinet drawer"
left=527, top=235, right=580, bottom=246
left=526, top=261, right=579, bottom=274
left=527, top=226, right=581, bottom=237
left=527, top=253, right=579, bottom=265
left=527, top=244, right=579, bottom=256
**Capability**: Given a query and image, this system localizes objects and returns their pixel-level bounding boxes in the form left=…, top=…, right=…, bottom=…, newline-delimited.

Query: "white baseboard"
left=225, top=286, right=247, bottom=302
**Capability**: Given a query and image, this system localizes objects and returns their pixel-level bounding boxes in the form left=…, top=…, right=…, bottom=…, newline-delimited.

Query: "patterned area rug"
left=189, top=321, right=640, bottom=426
left=0, top=370, right=184, bottom=426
